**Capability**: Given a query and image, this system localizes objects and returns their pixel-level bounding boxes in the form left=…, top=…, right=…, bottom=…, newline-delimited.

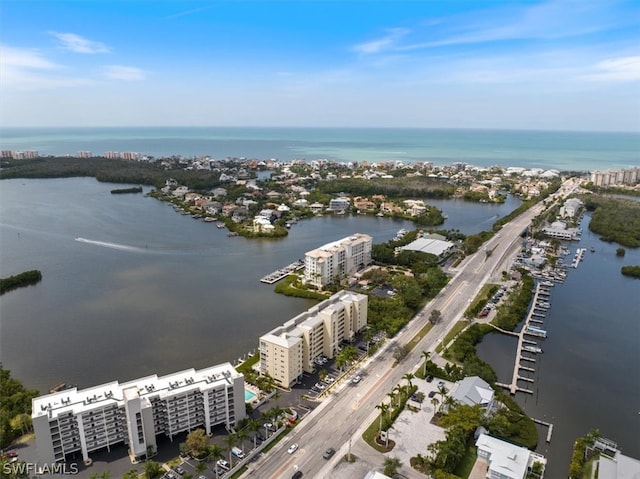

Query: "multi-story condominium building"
left=304, top=233, right=372, bottom=288
left=32, top=363, right=245, bottom=465
left=590, top=168, right=639, bottom=187
left=259, top=291, right=368, bottom=388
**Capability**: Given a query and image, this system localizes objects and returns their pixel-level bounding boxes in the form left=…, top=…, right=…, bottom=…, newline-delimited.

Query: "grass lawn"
left=453, top=444, right=478, bottom=478
left=436, top=320, right=469, bottom=354
left=406, top=321, right=433, bottom=353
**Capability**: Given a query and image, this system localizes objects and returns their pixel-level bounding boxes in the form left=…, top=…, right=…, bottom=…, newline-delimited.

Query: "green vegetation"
left=583, top=195, right=640, bottom=247
left=1, top=270, right=42, bottom=295
left=317, top=176, right=455, bottom=199
left=621, top=265, right=640, bottom=278
left=0, top=156, right=223, bottom=190
left=110, top=186, right=143, bottom=194
left=273, top=275, right=330, bottom=300
left=616, top=248, right=626, bottom=257
left=492, top=275, right=534, bottom=331
left=437, top=321, right=468, bottom=354
left=568, top=430, right=602, bottom=479
left=0, top=366, right=39, bottom=449
left=464, top=284, right=500, bottom=319
left=363, top=385, right=418, bottom=452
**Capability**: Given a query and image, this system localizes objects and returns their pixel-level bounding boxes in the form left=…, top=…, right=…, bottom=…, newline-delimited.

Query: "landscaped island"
left=0, top=270, right=42, bottom=295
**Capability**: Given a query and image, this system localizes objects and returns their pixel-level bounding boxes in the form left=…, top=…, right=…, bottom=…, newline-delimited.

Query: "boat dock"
left=495, top=282, right=551, bottom=396
left=572, top=248, right=586, bottom=268
left=533, top=418, right=554, bottom=442
left=260, top=260, right=305, bottom=284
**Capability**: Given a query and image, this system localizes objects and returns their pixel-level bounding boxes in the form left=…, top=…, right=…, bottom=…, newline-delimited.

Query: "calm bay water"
left=1, top=176, right=638, bottom=474
left=1, top=127, right=639, bottom=171
left=476, top=215, right=640, bottom=477
left=0, top=177, right=521, bottom=393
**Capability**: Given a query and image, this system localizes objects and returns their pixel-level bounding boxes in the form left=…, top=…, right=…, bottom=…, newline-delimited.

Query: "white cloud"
left=581, top=56, right=640, bottom=82
left=0, top=44, right=58, bottom=69
left=103, top=65, right=146, bottom=81
left=0, top=44, right=91, bottom=90
left=352, top=28, right=410, bottom=54
left=52, top=32, right=110, bottom=54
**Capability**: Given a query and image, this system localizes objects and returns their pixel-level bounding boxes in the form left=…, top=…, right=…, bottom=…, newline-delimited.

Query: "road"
left=243, top=200, right=548, bottom=479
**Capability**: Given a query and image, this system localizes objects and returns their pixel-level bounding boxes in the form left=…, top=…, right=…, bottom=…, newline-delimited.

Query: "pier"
left=495, top=282, right=550, bottom=395
left=533, top=418, right=554, bottom=442
left=260, top=260, right=305, bottom=284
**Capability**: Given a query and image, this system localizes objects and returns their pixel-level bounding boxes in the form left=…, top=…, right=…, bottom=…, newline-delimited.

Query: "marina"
left=260, top=260, right=305, bottom=284
left=572, top=247, right=587, bottom=268
left=495, top=281, right=552, bottom=396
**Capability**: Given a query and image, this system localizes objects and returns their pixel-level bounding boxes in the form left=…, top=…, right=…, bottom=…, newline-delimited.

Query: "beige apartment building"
left=32, top=363, right=245, bottom=465
left=259, top=291, right=368, bottom=387
left=303, top=233, right=373, bottom=288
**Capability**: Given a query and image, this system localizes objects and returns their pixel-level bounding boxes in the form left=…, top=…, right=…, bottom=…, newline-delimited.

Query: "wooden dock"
left=533, top=418, right=554, bottom=442
left=260, top=260, right=305, bottom=284
left=497, top=282, right=550, bottom=395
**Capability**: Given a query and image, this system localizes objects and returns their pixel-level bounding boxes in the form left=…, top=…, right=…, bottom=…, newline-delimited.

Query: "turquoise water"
left=1, top=127, right=638, bottom=171
left=244, top=389, right=257, bottom=402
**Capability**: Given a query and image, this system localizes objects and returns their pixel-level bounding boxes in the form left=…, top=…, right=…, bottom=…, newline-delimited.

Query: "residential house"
left=475, top=433, right=547, bottom=479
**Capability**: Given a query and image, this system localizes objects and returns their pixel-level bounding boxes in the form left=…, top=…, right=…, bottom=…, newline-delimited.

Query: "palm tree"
left=247, top=418, right=261, bottom=448
left=402, top=373, right=415, bottom=394
left=386, top=391, right=396, bottom=411
left=438, top=384, right=449, bottom=404
left=431, top=397, right=440, bottom=418
left=393, top=385, right=403, bottom=408
left=235, top=428, right=247, bottom=454
left=208, top=444, right=224, bottom=479
left=422, top=350, right=431, bottom=377
left=442, top=395, right=456, bottom=414
left=383, top=456, right=402, bottom=476
left=375, top=402, right=389, bottom=435
left=195, top=462, right=207, bottom=475
left=224, top=433, right=237, bottom=465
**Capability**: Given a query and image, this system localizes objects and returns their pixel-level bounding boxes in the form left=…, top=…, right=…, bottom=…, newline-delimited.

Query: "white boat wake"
left=75, top=237, right=148, bottom=253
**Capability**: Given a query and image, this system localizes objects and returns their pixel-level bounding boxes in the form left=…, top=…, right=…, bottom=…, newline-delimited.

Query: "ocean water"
left=1, top=127, right=638, bottom=171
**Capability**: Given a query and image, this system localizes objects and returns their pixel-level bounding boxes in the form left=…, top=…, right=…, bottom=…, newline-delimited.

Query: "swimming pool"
left=244, top=389, right=257, bottom=402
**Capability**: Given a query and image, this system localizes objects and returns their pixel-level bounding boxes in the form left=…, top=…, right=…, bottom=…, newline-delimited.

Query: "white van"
left=231, top=447, right=244, bottom=459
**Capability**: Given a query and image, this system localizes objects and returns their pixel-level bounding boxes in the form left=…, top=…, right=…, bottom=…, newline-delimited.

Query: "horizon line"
left=1, top=125, right=638, bottom=135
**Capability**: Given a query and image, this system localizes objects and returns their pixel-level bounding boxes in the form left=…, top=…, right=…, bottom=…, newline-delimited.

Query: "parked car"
left=322, top=447, right=336, bottom=459
left=231, top=446, right=245, bottom=459
left=174, top=466, right=185, bottom=475
left=217, top=459, right=231, bottom=471
left=287, top=443, right=299, bottom=454
left=428, top=391, right=436, bottom=398
left=426, top=375, right=434, bottom=382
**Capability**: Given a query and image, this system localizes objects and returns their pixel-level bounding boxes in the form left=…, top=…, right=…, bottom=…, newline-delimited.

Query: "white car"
left=287, top=443, right=299, bottom=454
left=216, top=459, right=231, bottom=471
left=352, top=375, right=361, bottom=384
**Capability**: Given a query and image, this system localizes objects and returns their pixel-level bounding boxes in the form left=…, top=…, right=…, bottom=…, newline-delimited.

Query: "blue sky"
left=1, top=0, right=639, bottom=131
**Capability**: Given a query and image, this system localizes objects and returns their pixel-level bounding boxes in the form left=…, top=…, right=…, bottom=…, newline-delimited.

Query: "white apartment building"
left=259, top=291, right=368, bottom=387
left=304, top=233, right=373, bottom=288
left=32, top=363, right=245, bottom=465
